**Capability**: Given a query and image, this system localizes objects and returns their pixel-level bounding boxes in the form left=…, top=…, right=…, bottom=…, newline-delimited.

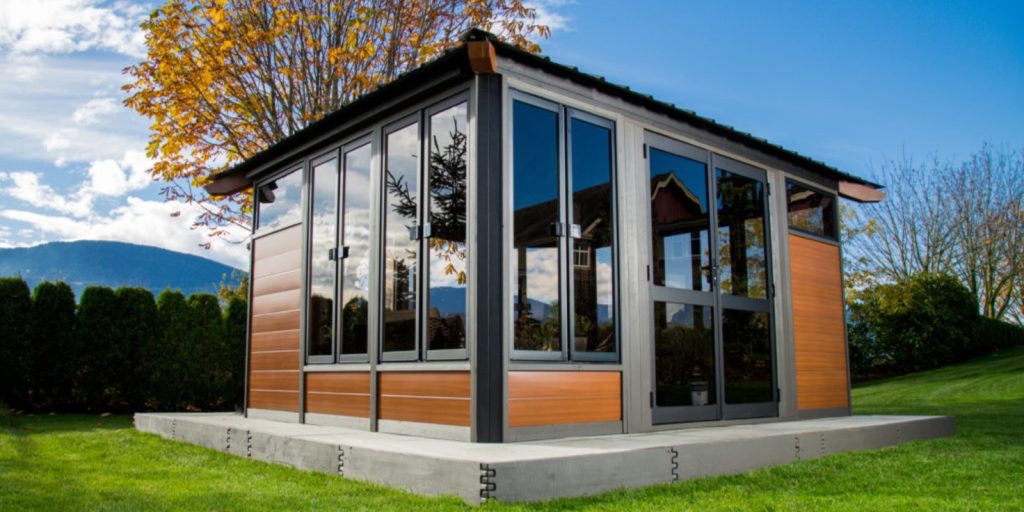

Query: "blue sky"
left=0, top=0, right=1020, bottom=269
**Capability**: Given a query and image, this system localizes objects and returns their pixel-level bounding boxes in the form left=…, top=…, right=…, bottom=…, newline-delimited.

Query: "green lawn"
left=2, top=347, right=1022, bottom=511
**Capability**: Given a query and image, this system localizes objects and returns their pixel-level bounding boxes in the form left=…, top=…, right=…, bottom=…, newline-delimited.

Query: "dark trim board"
left=797, top=407, right=852, bottom=420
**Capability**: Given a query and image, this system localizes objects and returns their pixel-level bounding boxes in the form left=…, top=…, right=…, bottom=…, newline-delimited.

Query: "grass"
left=2, top=347, right=1022, bottom=511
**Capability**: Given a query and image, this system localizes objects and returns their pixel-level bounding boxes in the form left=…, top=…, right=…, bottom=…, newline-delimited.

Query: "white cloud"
left=0, top=150, right=154, bottom=217
left=0, top=197, right=249, bottom=269
left=525, top=0, right=571, bottom=32
left=0, top=0, right=148, bottom=58
left=71, top=97, right=119, bottom=125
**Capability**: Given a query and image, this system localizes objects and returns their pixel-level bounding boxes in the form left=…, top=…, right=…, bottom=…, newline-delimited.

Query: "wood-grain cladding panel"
left=248, top=225, right=302, bottom=414
left=508, top=371, right=622, bottom=427
left=789, top=233, right=850, bottom=411
left=305, top=372, right=371, bottom=418
left=377, top=372, right=471, bottom=426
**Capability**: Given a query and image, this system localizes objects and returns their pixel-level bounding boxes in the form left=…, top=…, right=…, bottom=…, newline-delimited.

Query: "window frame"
left=305, top=148, right=342, bottom=365
left=423, top=94, right=472, bottom=362
left=379, top=112, right=423, bottom=363
left=508, top=89, right=621, bottom=363
left=784, top=178, right=839, bottom=242
left=336, top=134, right=375, bottom=363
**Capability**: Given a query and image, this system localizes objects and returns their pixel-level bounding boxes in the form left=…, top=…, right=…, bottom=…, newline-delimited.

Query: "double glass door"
left=646, top=132, right=777, bottom=424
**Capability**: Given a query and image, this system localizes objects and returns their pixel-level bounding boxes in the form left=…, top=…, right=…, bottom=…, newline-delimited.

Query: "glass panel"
left=512, top=100, right=561, bottom=352
left=716, top=169, right=768, bottom=299
left=654, top=302, right=716, bottom=407
left=570, top=117, right=615, bottom=354
left=307, top=159, right=338, bottom=358
left=382, top=123, right=419, bottom=353
left=256, top=169, right=302, bottom=231
left=426, top=103, right=469, bottom=352
left=340, top=144, right=371, bottom=356
left=786, top=180, right=837, bottom=239
left=722, top=309, right=773, bottom=404
left=649, top=148, right=711, bottom=291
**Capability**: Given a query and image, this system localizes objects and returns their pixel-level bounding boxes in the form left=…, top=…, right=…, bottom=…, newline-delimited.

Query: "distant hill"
left=0, top=240, right=243, bottom=298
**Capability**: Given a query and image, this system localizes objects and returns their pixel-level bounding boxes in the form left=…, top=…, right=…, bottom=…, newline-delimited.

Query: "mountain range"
left=0, top=240, right=243, bottom=298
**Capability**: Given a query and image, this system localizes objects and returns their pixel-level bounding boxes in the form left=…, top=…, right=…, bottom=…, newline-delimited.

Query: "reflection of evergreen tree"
left=391, top=258, right=412, bottom=309
left=341, top=295, right=368, bottom=354
left=384, top=119, right=468, bottom=284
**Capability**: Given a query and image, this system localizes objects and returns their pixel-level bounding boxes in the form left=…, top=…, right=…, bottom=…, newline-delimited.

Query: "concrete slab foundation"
left=134, top=413, right=954, bottom=504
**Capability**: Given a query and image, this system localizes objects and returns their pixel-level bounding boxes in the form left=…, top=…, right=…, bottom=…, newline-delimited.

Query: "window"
left=426, top=102, right=468, bottom=354
left=307, top=155, right=339, bottom=360
left=339, top=142, right=372, bottom=358
left=785, top=180, right=837, bottom=239
left=511, top=93, right=618, bottom=362
left=381, top=97, right=469, bottom=361
left=382, top=121, right=420, bottom=358
left=256, top=169, right=302, bottom=231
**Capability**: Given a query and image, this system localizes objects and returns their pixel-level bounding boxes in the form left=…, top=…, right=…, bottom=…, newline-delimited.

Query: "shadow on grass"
left=0, top=413, right=133, bottom=435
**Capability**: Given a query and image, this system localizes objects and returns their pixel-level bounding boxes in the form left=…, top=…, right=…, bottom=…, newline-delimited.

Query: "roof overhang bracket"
left=468, top=40, right=497, bottom=74
left=204, top=171, right=251, bottom=196
left=838, top=180, right=885, bottom=203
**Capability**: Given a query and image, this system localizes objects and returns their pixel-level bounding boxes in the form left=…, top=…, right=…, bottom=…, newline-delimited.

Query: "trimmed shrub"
left=155, top=289, right=191, bottom=410
left=29, top=281, right=77, bottom=410
left=74, top=286, right=119, bottom=409
left=222, top=296, right=247, bottom=409
left=114, top=287, right=158, bottom=410
left=0, top=277, right=32, bottom=409
left=186, top=293, right=225, bottom=409
left=978, top=316, right=1024, bottom=352
left=849, top=272, right=979, bottom=379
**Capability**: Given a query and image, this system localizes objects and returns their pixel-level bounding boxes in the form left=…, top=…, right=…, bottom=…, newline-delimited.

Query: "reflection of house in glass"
left=205, top=29, right=886, bottom=447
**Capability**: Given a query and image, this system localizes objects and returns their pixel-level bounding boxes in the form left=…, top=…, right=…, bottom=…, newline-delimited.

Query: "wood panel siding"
left=305, top=372, right=372, bottom=418
left=789, top=233, right=850, bottom=411
left=248, top=226, right=302, bottom=413
left=378, top=372, right=471, bottom=426
left=508, top=371, right=622, bottom=428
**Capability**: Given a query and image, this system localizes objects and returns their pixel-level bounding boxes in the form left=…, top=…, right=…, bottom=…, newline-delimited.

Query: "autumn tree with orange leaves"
left=123, top=0, right=548, bottom=239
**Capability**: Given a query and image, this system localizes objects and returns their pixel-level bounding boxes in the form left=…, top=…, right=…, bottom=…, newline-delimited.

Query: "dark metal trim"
left=472, top=73, right=504, bottom=442
left=336, top=134, right=375, bottom=363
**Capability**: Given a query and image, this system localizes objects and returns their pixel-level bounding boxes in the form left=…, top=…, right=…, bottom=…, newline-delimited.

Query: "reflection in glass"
left=427, top=103, right=468, bottom=352
left=340, top=144, right=371, bottom=356
left=307, top=159, right=338, bottom=357
left=383, top=123, right=419, bottom=353
left=512, top=100, right=561, bottom=352
left=649, top=148, right=711, bottom=291
left=723, top=309, right=773, bottom=404
left=786, top=180, right=837, bottom=239
left=256, top=169, right=302, bottom=231
left=716, top=169, right=767, bottom=299
left=570, top=118, right=615, bottom=354
left=654, top=302, right=716, bottom=407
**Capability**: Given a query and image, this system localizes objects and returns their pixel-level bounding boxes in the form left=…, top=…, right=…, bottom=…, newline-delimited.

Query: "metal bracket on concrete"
left=245, top=430, right=252, bottom=458
left=337, top=446, right=346, bottom=477
left=171, top=419, right=176, bottom=440
left=794, top=436, right=802, bottom=460
left=479, top=464, right=496, bottom=502
left=669, top=448, right=679, bottom=481
left=226, top=427, right=232, bottom=452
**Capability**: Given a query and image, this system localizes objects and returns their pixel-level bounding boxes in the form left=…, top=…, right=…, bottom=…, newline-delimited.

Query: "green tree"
left=187, top=293, right=225, bottom=409
left=0, top=277, right=32, bottom=409
left=29, top=281, right=77, bottom=410
left=114, top=287, right=158, bottom=410
left=74, top=286, right=119, bottom=409
left=155, top=290, right=191, bottom=410
left=222, top=296, right=247, bottom=409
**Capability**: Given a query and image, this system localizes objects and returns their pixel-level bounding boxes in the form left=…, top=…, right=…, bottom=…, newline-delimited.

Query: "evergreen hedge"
left=0, top=277, right=246, bottom=413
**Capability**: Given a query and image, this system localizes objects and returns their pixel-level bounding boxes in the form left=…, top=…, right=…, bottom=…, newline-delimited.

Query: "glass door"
left=647, top=132, right=777, bottom=424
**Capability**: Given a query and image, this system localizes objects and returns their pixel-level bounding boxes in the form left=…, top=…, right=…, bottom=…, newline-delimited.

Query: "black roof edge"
left=207, top=44, right=472, bottom=191
left=472, top=28, right=881, bottom=190
left=210, top=27, right=880, bottom=193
